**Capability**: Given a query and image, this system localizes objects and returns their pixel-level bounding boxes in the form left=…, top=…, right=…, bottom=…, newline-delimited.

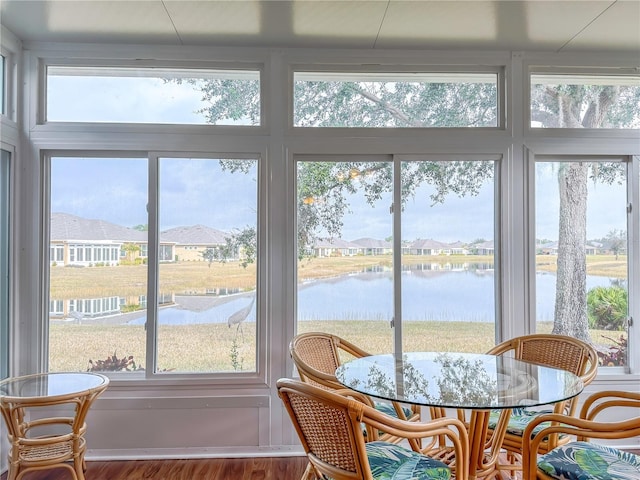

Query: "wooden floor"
left=2, top=450, right=639, bottom=479
left=0, top=457, right=309, bottom=480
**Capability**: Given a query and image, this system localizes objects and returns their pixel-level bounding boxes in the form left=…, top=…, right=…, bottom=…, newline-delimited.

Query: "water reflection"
left=50, top=263, right=614, bottom=325
left=336, top=352, right=582, bottom=409
left=341, top=353, right=497, bottom=406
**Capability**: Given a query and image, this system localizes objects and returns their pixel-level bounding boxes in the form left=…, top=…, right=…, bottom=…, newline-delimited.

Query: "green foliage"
left=120, top=242, right=141, bottom=265
left=215, top=227, right=257, bottom=268
left=293, top=80, right=498, bottom=127
left=121, top=303, right=142, bottom=313
left=230, top=337, right=244, bottom=371
left=531, top=83, right=640, bottom=129
left=194, top=74, right=637, bottom=343
left=201, top=247, right=217, bottom=267
left=605, top=229, right=626, bottom=259
left=586, top=285, right=627, bottom=330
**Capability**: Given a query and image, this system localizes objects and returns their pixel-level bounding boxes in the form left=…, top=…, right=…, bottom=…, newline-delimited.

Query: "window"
left=156, top=157, right=258, bottom=373
left=49, top=156, right=148, bottom=372
left=0, top=149, right=9, bottom=379
left=293, top=71, right=499, bottom=127
left=530, top=73, right=640, bottom=129
left=48, top=155, right=259, bottom=375
left=296, top=156, right=497, bottom=354
left=46, top=66, right=261, bottom=125
left=535, top=158, right=629, bottom=368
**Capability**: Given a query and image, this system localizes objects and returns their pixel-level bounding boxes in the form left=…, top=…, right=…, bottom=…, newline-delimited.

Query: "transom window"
left=46, top=66, right=261, bottom=125
left=293, top=71, right=500, bottom=128
left=530, top=73, right=640, bottom=129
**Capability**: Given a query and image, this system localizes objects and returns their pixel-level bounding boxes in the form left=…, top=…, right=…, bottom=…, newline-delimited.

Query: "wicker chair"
left=277, top=378, right=469, bottom=480
left=522, top=390, right=640, bottom=479
left=290, top=332, right=422, bottom=444
left=485, top=334, right=599, bottom=471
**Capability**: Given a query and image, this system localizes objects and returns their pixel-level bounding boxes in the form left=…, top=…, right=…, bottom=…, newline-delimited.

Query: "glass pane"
left=401, top=160, right=496, bottom=353
left=47, top=66, right=260, bottom=125
left=296, top=160, right=394, bottom=354
left=531, top=74, right=640, bottom=129
left=49, top=157, right=148, bottom=373
left=0, top=150, right=9, bottom=379
left=294, top=72, right=498, bottom=127
left=535, top=160, right=628, bottom=367
left=157, top=158, right=258, bottom=373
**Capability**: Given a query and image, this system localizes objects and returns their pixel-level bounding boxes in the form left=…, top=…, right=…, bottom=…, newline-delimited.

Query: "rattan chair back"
left=278, top=378, right=470, bottom=480
left=488, top=334, right=598, bottom=416
left=277, top=378, right=374, bottom=480
left=486, top=334, right=600, bottom=470
left=290, top=332, right=370, bottom=391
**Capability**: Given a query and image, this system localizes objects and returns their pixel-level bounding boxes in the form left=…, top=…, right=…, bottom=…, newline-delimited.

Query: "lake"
left=125, top=265, right=616, bottom=325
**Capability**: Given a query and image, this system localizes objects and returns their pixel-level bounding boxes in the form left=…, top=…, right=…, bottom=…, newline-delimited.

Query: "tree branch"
left=349, top=85, right=425, bottom=127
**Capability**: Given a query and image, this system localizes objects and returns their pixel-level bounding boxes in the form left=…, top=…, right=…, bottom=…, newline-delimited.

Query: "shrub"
left=87, top=352, right=143, bottom=371
left=595, top=335, right=627, bottom=367
left=586, top=285, right=627, bottom=330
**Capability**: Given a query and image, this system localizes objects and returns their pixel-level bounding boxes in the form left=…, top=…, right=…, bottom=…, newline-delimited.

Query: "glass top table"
left=335, top=351, right=584, bottom=410
left=0, top=372, right=108, bottom=399
left=0, top=372, right=109, bottom=480
left=335, top=352, right=584, bottom=479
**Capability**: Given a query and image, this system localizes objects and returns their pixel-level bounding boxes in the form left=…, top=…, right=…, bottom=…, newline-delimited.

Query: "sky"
left=48, top=75, right=630, bottom=244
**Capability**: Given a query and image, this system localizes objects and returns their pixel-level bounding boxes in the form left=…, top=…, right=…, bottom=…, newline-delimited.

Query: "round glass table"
left=0, top=372, right=109, bottom=480
left=336, top=352, right=584, bottom=479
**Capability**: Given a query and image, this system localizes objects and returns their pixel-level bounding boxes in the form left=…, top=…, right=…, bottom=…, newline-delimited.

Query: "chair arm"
left=334, top=388, right=376, bottom=408
left=361, top=405, right=469, bottom=480
left=579, top=390, right=640, bottom=421
left=522, top=402, right=640, bottom=480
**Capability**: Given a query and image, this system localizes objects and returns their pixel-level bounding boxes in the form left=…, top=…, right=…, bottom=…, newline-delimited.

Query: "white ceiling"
left=1, top=0, right=639, bottom=53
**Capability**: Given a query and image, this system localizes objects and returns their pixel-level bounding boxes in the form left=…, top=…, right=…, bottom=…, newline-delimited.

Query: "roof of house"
left=161, top=224, right=228, bottom=245
left=51, top=212, right=146, bottom=242
left=409, top=238, right=451, bottom=249
left=314, top=237, right=360, bottom=249
left=351, top=237, right=392, bottom=248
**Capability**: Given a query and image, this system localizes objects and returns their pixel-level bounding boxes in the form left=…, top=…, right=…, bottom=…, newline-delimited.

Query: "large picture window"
left=296, top=156, right=497, bottom=354
left=48, top=155, right=259, bottom=375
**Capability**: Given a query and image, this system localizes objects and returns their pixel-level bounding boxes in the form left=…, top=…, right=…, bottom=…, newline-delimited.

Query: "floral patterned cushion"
left=538, top=441, right=640, bottom=480
left=361, top=402, right=414, bottom=440
left=374, top=401, right=414, bottom=420
left=322, top=441, right=451, bottom=480
left=488, top=408, right=560, bottom=438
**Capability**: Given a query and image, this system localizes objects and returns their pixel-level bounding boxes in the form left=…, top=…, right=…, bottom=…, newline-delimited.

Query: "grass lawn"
left=50, top=320, right=619, bottom=373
